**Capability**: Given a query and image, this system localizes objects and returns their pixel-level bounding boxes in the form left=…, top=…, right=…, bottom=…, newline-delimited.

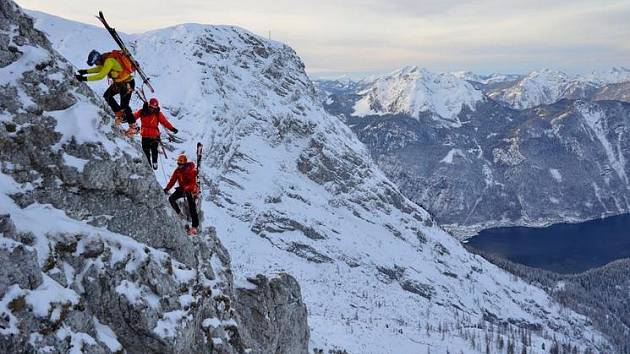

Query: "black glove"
left=163, top=188, right=169, bottom=194
left=75, top=74, right=87, bottom=82
left=78, top=69, right=88, bottom=75
left=171, top=128, right=178, bottom=134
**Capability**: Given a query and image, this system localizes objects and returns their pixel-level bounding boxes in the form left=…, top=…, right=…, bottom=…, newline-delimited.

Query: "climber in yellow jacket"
left=75, top=50, right=137, bottom=137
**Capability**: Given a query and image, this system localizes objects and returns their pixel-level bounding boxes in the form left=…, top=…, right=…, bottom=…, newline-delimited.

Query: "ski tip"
left=99, top=10, right=104, bottom=17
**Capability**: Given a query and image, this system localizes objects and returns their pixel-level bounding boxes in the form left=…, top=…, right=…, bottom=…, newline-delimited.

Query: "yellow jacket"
left=85, top=57, right=133, bottom=83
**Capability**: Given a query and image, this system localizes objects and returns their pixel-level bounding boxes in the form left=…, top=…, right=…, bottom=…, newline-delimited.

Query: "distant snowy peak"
left=313, top=76, right=367, bottom=96
left=586, top=66, right=630, bottom=85
left=451, top=71, right=521, bottom=85
left=487, top=69, right=587, bottom=109
left=352, top=66, right=484, bottom=125
left=489, top=68, right=630, bottom=109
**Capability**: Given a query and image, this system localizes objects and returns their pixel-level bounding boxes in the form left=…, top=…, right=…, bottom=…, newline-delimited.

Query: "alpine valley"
left=0, top=1, right=622, bottom=353
left=317, top=66, right=630, bottom=237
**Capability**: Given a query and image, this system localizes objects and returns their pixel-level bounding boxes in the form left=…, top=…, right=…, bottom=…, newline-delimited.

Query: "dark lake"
left=465, top=213, right=630, bottom=274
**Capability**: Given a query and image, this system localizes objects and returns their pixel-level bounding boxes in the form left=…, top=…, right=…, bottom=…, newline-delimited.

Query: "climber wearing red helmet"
left=164, top=154, right=199, bottom=235
left=133, top=98, right=178, bottom=169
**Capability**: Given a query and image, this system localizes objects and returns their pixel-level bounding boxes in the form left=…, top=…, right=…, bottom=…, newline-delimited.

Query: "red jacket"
left=133, top=109, right=174, bottom=138
left=166, top=162, right=199, bottom=193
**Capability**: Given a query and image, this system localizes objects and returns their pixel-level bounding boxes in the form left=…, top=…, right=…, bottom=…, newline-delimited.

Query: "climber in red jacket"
left=133, top=98, right=178, bottom=170
left=164, top=154, right=199, bottom=235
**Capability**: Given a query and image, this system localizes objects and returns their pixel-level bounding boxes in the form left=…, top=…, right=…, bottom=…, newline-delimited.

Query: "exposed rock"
left=235, top=274, right=309, bottom=354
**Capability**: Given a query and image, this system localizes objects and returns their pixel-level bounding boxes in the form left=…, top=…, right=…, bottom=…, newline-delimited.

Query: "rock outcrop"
left=235, top=274, right=309, bottom=354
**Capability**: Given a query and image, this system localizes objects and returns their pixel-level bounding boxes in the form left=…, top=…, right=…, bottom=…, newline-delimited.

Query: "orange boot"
left=125, top=123, right=138, bottom=138
left=114, top=110, right=124, bottom=126
left=187, top=227, right=198, bottom=236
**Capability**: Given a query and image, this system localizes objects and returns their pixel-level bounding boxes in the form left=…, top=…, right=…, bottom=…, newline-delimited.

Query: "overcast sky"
left=16, top=0, right=630, bottom=78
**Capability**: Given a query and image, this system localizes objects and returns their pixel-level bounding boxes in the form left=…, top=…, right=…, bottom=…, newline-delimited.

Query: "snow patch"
left=549, top=168, right=563, bottom=182
left=62, top=153, right=89, bottom=172
left=93, top=317, right=122, bottom=352
left=153, top=310, right=189, bottom=339
left=26, top=275, right=79, bottom=317
left=48, top=99, right=121, bottom=155
left=55, top=326, right=97, bottom=354
left=115, top=280, right=160, bottom=309
left=440, top=149, right=466, bottom=164
left=0, top=285, right=27, bottom=335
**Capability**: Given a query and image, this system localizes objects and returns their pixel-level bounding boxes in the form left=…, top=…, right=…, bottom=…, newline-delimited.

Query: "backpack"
left=106, top=50, right=135, bottom=82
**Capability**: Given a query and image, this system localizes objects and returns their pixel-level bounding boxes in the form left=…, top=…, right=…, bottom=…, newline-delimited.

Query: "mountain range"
left=317, top=66, right=630, bottom=238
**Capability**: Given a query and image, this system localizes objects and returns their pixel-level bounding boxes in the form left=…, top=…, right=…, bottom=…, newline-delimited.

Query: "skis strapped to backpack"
left=196, top=143, right=203, bottom=171
left=96, top=11, right=155, bottom=93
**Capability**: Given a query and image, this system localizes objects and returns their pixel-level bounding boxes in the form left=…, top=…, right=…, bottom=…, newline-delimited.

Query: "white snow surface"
left=549, top=168, right=563, bottom=183
left=28, top=11, right=612, bottom=353
left=92, top=317, right=122, bottom=352
left=440, top=149, right=466, bottom=164
left=352, top=66, right=484, bottom=126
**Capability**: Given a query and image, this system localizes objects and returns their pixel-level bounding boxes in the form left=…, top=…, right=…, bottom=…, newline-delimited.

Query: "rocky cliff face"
left=0, top=1, right=308, bottom=353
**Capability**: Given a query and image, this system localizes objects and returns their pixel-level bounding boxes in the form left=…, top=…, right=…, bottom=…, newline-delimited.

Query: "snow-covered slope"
left=30, top=10, right=614, bottom=353
left=352, top=66, right=484, bottom=127
left=1, top=3, right=308, bottom=353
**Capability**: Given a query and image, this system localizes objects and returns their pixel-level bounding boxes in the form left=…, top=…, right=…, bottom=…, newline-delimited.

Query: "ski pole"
left=160, top=141, right=168, bottom=159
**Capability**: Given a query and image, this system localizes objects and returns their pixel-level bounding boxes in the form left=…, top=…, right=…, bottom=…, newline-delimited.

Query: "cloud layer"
left=17, top=0, right=630, bottom=76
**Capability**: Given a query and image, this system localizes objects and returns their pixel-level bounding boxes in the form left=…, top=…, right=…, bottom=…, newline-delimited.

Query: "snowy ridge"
left=487, top=69, right=591, bottom=109
left=450, top=71, right=521, bottom=85
left=30, top=11, right=613, bottom=353
left=352, top=66, right=484, bottom=126
left=488, top=68, right=630, bottom=109
left=586, top=67, right=630, bottom=85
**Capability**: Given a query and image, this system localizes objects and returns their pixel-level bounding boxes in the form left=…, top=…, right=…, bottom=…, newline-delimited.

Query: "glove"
left=171, top=128, right=178, bottom=134
left=75, top=74, right=87, bottom=82
left=163, top=188, right=169, bottom=194
left=78, top=69, right=88, bottom=75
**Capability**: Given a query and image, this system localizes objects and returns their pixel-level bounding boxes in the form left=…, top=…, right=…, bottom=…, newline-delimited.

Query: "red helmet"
left=149, top=98, right=159, bottom=108
left=177, top=154, right=187, bottom=165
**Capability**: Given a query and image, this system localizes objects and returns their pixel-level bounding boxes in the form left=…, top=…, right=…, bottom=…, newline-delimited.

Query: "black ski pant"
left=104, top=79, right=135, bottom=124
left=142, top=137, right=160, bottom=164
left=169, top=187, right=199, bottom=228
